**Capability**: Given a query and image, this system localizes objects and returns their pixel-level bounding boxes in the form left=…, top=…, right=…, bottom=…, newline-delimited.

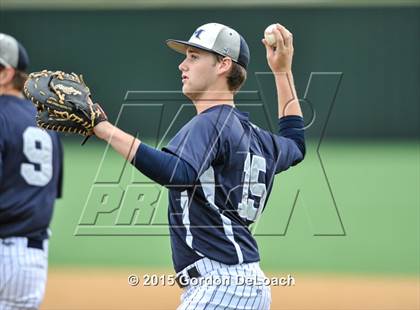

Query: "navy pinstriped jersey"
left=0, top=95, right=63, bottom=240
left=163, top=105, right=303, bottom=272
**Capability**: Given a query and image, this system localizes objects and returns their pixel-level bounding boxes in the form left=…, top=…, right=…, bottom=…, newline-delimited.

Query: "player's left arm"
left=94, top=121, right=140, bottom=162
left=93, top=121, right=197, bottom=189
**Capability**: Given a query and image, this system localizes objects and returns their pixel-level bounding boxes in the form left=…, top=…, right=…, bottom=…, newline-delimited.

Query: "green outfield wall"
left=1, top=7, right=419, bottom=139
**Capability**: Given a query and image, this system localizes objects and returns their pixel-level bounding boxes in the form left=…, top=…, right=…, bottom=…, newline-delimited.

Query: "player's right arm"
left=262, top=23, right=302, bottom=118
left=262, top=24, right=306, bottom=172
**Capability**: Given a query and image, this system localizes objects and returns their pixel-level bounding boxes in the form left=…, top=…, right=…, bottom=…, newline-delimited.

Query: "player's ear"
left=0, top=67, right=15, bottom=86
left=217, top=57, right=233, bottom=76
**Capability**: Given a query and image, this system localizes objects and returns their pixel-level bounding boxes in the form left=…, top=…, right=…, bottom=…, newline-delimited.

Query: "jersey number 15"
left=238, top=152, right=267, bottom=222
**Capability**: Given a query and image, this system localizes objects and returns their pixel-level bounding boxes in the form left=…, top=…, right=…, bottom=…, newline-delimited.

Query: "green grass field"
left=48, top=140, right=419, bottom=276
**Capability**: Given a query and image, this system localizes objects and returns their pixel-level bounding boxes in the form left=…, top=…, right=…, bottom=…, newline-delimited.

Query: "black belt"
left=1, top=238, right=44, bottom=250
left=27, top=238, right=44, bottom=250
left=175, top=266, right=201, bottom=288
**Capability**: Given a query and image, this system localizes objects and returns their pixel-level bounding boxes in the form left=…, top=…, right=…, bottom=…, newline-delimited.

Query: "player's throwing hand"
left=262, top=23, right=294, bottom=73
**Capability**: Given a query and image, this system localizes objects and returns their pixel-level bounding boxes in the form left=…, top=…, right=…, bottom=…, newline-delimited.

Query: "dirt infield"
left=41, top=268, right=419, bottom=310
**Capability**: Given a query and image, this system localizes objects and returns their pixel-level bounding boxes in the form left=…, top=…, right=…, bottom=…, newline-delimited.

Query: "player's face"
left=178, top=47, right=218, bottom=100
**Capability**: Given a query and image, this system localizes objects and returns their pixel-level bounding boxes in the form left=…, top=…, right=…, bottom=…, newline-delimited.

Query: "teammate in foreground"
left=93, top=23, right=304, bottom=309
left=0, top=33, right=63, bottom=309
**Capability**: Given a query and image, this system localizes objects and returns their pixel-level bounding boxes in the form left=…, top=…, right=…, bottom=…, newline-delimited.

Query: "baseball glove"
left=23, top=70, right=107, bottom=136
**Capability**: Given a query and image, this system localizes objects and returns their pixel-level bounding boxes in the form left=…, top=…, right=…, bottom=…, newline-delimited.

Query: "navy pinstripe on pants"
left=177, top=257, right=271, bottom=310
left=0, top=238, right=48, bottom=310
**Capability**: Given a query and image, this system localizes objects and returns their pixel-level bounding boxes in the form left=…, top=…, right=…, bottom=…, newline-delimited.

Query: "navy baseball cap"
left=166, top=23, right=250, bottom=70
left=0, top=33, right=30, bottom=71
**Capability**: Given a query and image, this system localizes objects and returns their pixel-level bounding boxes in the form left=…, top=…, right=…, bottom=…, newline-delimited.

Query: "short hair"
left=0, top=65, right=28, bottom=92
left=214, top=54, right=247, bottom=94
left=12, top=70, right=28, bottom=92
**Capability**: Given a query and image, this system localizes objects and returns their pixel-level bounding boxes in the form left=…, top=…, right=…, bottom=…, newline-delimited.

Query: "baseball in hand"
left=264, top=24, right=277, bottom=46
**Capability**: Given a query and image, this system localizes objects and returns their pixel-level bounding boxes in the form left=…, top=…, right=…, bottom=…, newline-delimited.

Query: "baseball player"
left=0, top=33, right=63, bottom=309
left=89, top=22, right=305, bottom=309
left=22, top=22, right=303, bottom=309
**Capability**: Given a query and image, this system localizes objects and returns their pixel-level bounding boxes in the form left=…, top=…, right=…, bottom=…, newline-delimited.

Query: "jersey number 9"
left=20, top=127, right=53, bottom=186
